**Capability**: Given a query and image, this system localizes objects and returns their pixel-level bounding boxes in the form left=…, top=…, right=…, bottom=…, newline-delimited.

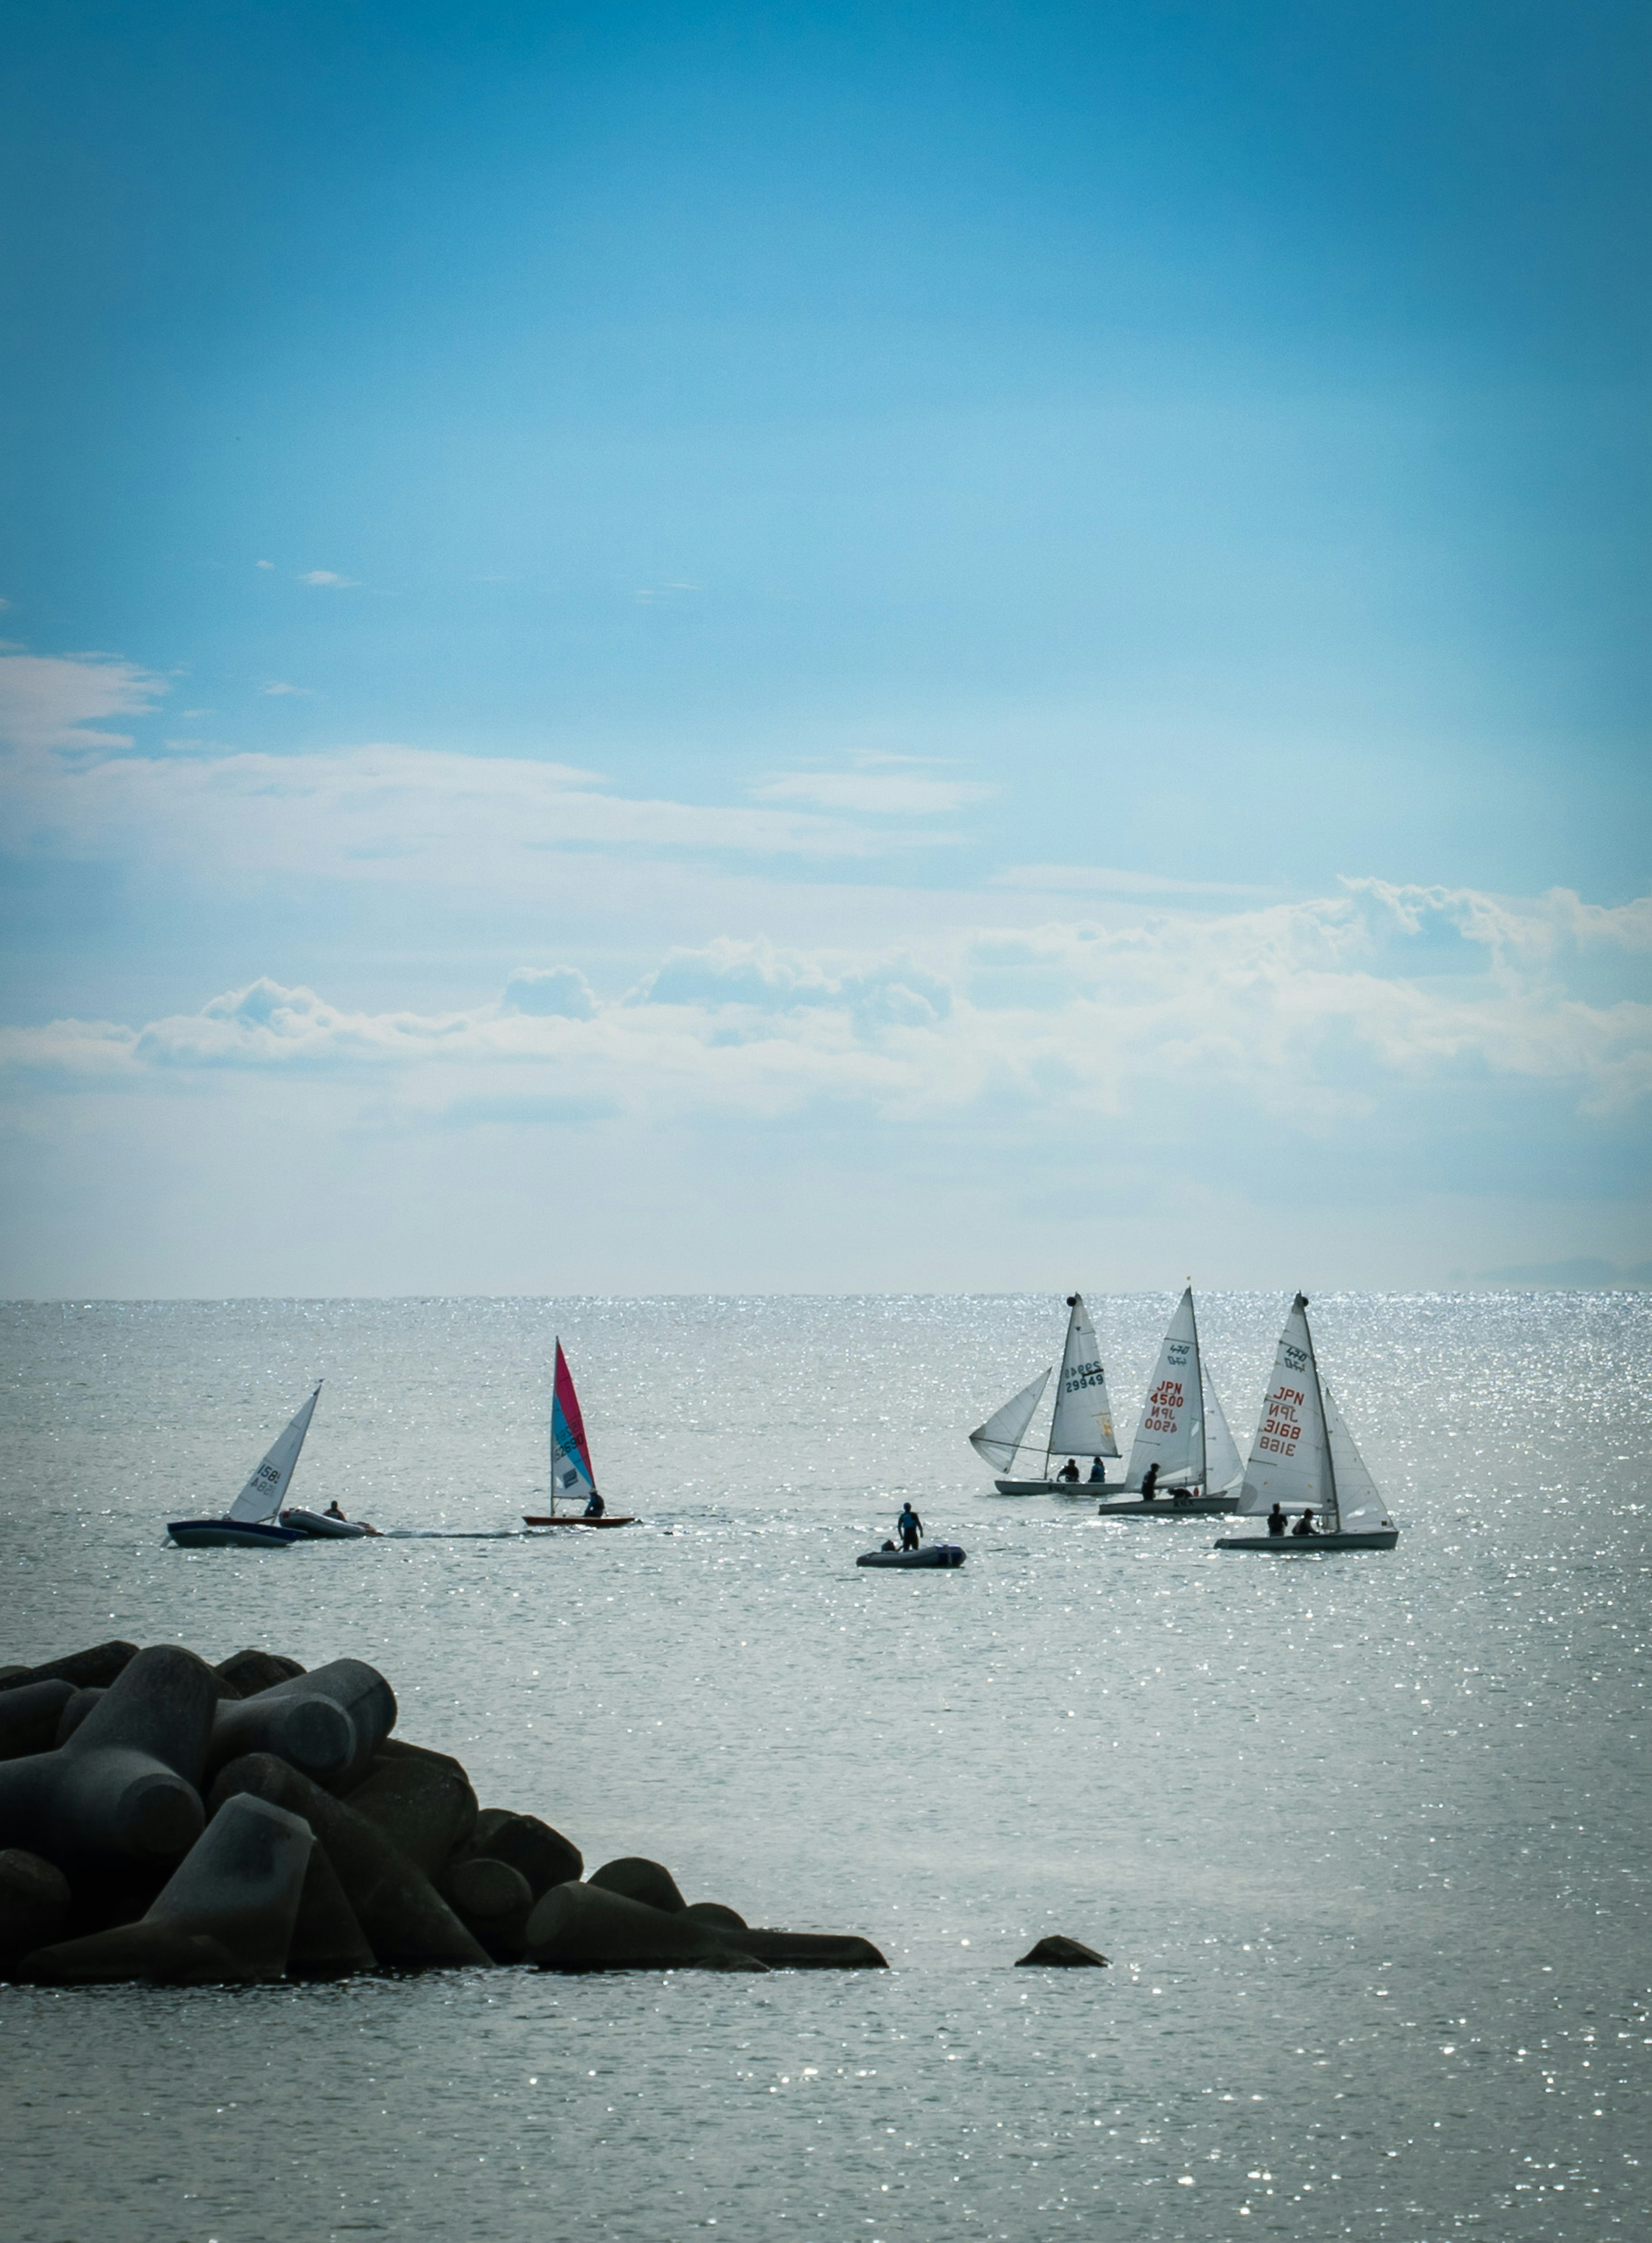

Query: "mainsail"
left=1122, top=1287, right=1202, bottom=1488
left=226, top=1385, right=322, bottom=1524
left=1235, top=1294, right=1332, bottom=1517
left=1322, top=1381, right=1393, bottom=1536
left=549, top=1341, right=598, bottom=1509
left=968, top=1368, right=1051, bottom=1472
left=1046, top=1294, right=1120, bottom=1459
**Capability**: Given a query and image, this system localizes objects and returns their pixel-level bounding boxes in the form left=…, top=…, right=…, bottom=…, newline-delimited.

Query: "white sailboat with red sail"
left=968, top=1293, right=1121, bottom=1493
left=1215, top=1294, right=1398, bottom=1552
left=522, top=1342, right=636, bottom=1528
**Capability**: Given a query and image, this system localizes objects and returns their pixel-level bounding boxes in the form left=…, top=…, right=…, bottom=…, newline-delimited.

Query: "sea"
left=1, top=1290, right=1647, bottom=2243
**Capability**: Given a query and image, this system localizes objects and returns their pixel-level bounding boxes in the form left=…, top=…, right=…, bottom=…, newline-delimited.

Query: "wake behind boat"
left=167, top=1385, right=322, bottom=1549
left=1215, top=1295, right=1399, bottom=1553
left=1095, top=1285, right=1244, bottom=1516
left=521, top=1341, right=637, bottom=1529
left=969, top=1293, right=1121, bottom=1493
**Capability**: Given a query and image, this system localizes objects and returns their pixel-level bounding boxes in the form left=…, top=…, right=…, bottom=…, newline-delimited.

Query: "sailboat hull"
left=992, top=1477, right=1104, bottom=1496
left=1097, top=1493, right=1239, bottom=1515
left=167, top=1518, right=305, bottom=1549
left=522, top=1515, right=637, bottom=1528
left=1214, top=1529, right=1399, bottom=1553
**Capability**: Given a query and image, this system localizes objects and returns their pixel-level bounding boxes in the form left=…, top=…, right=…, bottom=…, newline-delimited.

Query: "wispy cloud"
left=260, top=682, right=312, bottom=697
left=0, top=651, right=166, bottom=753
left=296, top=570, right=360, bottom=588
left=990, top=864, right=1274, bottom=899
left=755, top=771, right=995, bottom=815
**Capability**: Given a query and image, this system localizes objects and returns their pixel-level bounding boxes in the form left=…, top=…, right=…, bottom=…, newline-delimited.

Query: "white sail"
left=1236, top=1296, right=1332, bottom=1516
left=1322, top=1381, right=1394, bottom=1535
left=226, top=1385, right=322, bottom=1524
left=1122, top=1287, right=1201, bottom=1487
left=1046, top=1294, right=1120, bottom=1459
left=968, top=1368, right=1052, bottom=1473
left=1202, top=1378, right=1245, bottom=1493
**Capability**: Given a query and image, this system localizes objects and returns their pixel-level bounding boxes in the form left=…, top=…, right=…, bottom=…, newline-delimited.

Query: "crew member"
left=897, top=1502, right=923, bottom=1551
left=584, top=1488, right=606, bottom=1518
left=1140, top=1462, right=1161, bottom=1501
left=1057, top=1458, right=1081, bottom=1484
left=1291, top=1506, right=1316, bottom=1538
left=1267, top=1502, right=1287, bottom=1537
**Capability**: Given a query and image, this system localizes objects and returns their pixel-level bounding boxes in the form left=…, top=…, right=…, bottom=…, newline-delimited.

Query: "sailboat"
left=1096, top=1285, right=1244, bottom=1515
left=522, top=1341, right=636, bottom=1527
left=968, top=1293, right=1121, bottom=1493
left=167, top=1385, right=321, bottom=1549
left=1215, top=1295, right=1399, bottom=1552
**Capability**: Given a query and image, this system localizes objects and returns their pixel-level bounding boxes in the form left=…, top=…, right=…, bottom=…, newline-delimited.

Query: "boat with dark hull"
left=970, top=1294, right=1120, bottom=1494
left=167, top=1385, right=323, bottom=1550
left=1095, top=1286, right=1245, bottom=1517
left=857, top=1544, right=966, bottom=1569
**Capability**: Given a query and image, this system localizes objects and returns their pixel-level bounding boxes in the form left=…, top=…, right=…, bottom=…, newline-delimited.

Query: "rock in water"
left=587, top=1856, right=687, bottom=1913
left=0, top=1681, right=76, bottom=1762
left=683, top=1901, right=748, bottom=1930
left=527, top=1882, right=769, bottom=1973
left=461, top=1808, right=582, bottom=1898
left=448, top=1856, right=533, bottom=1961
left=211, top=1659, right=396, bottom=1793
left=719, top=1929, right=888, bottom=1969
left=346, top=1740, right=476, bottom=1876
left=1015, top=1935, right=1109, bottom=1967
left=210, top=1753, right=487, bottom=1969
left=0, top=1645, right=219, bottom=1873
left=0, top=1643, right=139, bottom=1696
left=214, top=1650, right=306, bottom=1699
left=25, top=1794, right=314, bottom=1983
left=0, top=1849, right=71, bottom=1958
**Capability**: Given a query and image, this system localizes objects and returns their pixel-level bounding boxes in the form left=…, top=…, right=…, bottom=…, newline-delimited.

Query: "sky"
left=0, top=0, right=1647, bottom=1296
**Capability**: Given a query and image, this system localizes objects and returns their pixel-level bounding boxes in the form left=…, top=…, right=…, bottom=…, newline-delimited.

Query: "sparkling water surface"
left=2, top=1292, right=1648, bottom=2242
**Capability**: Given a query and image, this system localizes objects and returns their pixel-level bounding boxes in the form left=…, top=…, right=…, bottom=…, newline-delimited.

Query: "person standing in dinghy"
left=897, top=1503, right=923, bottom=1551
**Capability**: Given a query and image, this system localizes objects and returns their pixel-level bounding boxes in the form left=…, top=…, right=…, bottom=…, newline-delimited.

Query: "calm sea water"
left=1, top=1291, right=1648, bottom=2243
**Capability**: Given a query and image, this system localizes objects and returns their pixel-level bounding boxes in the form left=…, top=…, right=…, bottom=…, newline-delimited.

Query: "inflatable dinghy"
left=857, top=1543, right=966, bottom=1569
left=281, top=1508, right=376, bottom=1538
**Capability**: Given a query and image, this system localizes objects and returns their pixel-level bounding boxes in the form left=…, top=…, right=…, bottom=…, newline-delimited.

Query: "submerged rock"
left=721, top=1928, right=888, bottom=1969
left=1014, top=1935, right=1108, bottom=1967
left=527, top=1882, right=768, bottom=1973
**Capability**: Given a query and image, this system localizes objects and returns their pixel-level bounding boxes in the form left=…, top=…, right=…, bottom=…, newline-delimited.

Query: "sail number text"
left=1257, top=1383, right=1304, bottom=1456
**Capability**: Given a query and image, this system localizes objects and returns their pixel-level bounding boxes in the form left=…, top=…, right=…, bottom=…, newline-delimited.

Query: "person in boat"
left=583, top=1489, right=606, bottom=1518
left=1171, top=1483, right=1193, bottom=1505
left=1291, top=1507, right=1316, bottom=1538
left=324, top=1499, right=347, bottom=1520
left=897, top=1502, right=923, bottom=1551
left=1088, top=1457, right=1106, bottom=1483
left=1140, top=1462, right=1161, bottom=1501
left=1057, top=1458, right=1081, bottom=1484
left=1267, top=1502, right=1288, bottom=1537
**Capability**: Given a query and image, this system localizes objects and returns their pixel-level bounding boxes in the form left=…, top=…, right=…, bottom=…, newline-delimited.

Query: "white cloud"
left=0, top=651, right=166, bottom=753
left=6, top=886, right=1646, bottom=1133
left=296, top=570, right=360, bottom=588
left=260, top=682, right=312, bottom=697
left=755, top=771, right=994, bottom=815
left=991, top=863, right=1273, bottom=899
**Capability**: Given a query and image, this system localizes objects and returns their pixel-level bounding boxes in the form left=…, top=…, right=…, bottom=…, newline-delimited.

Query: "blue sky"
left=0, top=0, right=1647, bottom=1293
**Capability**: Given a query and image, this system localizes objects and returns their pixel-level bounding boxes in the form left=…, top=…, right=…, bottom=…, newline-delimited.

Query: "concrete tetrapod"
left=26, top=1794, right=314, bottom=1983
left=207, top=1658, right=397, bottom=1792
left=447, top=1855, right=534, bottom=1961
left=345, top=1738, right=475, bottom=1875
left=718, top=1929, right=888, bottom=1969
left=0, top=1680, right=77, bottom=1761
left=527, top=1881, right=769, bottom=1973
left=0, top=1643, right=139, bottom=1696
left=0, top=1849, right=71, bottom=1960
left=287, top=1840, right=378, bottom=1975
left=459, top=1808, right=582, bottom=1899
left=0, top=1645, right=218, bottom=1873
left=587, top=1856, right=688, bottom=1913
left=210, top=1752, right=488, bottom=1969
left=214, top=1649, right=305, bottom=1698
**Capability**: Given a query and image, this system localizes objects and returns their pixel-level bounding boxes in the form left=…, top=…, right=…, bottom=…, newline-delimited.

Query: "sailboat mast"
left=1187, top=1281, right=1207, bottom=1495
